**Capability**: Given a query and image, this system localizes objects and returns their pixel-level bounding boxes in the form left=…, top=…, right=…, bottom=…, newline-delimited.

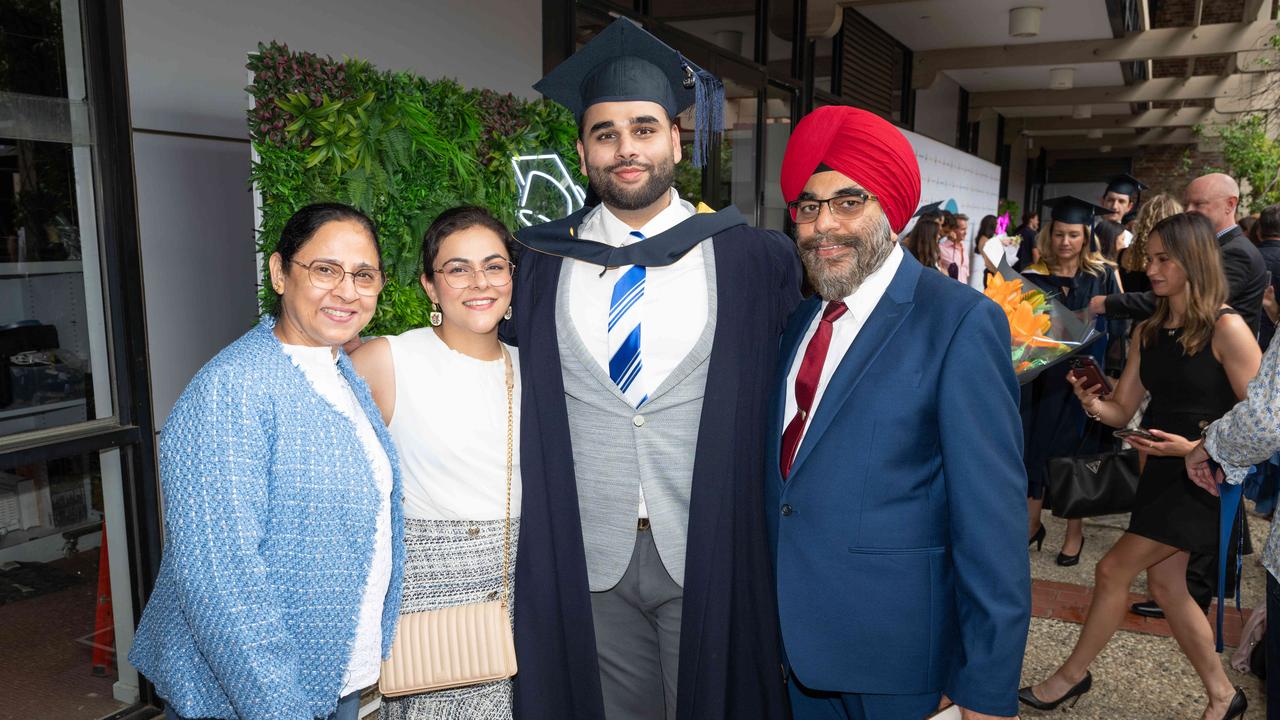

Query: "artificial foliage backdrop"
left=248, top=41, right=581, bottom=335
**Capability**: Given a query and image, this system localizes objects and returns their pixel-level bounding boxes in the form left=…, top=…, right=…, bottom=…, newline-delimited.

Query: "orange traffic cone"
left=91, top=528, right=113, bottom=677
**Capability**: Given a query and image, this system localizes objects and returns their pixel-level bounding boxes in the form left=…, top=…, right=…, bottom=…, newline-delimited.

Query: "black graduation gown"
left=1019, top=265, right=1122, bottom=499
left=509, top=210, right=801, bottom=720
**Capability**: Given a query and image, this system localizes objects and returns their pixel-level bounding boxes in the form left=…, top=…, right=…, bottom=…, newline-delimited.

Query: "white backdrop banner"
left=900, top=128, right=1002, bottom=288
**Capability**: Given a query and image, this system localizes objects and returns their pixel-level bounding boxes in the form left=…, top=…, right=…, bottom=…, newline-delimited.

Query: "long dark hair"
left=420, top=206, right=515, bottom=280
left=1093, top=219, right=1125, bottom=261
left=903, top=219, right=942, bottom=270
left=270, top=202, right=380, bottom=316
left=1137, top=213, right=1226, bottom=356
left=976, top=214, right=998, bottom=241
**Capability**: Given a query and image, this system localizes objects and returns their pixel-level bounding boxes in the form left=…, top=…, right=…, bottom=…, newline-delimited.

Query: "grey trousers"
left=590, top=527, right=683, bottom=720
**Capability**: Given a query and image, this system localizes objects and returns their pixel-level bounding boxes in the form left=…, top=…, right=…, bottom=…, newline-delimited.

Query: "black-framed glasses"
left=434, top=259, right=516, bottom=289
left=788, top=190, right=876, bottom=224
left=291, top=259, right=385, bottom=296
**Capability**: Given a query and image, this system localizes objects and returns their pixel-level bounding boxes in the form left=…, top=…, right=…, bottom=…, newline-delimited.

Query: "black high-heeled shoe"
left=1218, top=686, right=1247, bottom=719
left=1018, top=672, right=1092, bottom=711
left=1028, top=524, right=1046, bottom=551
left=1056, top=537, right=1085, bottom=567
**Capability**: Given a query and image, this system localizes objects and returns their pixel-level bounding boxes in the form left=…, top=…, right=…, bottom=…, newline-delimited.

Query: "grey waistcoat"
left=556, top=242, right=718, bottom=591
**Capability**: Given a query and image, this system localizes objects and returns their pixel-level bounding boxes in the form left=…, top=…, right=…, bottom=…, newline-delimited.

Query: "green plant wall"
left=247, top=42, right=581, bottom=336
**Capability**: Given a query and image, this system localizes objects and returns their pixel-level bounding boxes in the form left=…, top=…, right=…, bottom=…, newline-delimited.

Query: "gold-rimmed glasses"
left=434, top=259, right=516, bottom=289
left=291, top=260, right=385, bottom=296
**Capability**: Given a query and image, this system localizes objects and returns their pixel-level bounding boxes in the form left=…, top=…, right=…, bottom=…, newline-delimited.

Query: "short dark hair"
left=1257, top=204, right=1280, bottom=239
left=271, top=202, right=380, bottom=316
left=420, top=206, right=515, bottom=279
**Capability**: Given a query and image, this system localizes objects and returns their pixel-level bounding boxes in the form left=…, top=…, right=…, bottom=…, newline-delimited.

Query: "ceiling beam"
left=1031, top=127, right=1199, bottom=150
left=1018, top=107, right=1222, bottom=131
left=969, top=74, right=1241, bottom=110
left=913, top=20, right=1277, bottom=89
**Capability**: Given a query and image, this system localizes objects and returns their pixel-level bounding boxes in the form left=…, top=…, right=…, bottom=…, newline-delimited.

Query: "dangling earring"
left=429, top=310, right=443, bottom=326
left=503, top=305, right=513, bottom=321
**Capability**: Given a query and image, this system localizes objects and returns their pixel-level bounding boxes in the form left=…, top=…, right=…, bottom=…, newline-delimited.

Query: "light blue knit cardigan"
left=128, top=317, right=405, bottom=720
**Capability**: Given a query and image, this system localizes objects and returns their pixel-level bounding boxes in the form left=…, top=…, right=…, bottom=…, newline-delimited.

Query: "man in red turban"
left=764, top=105, right=1031, bottom=720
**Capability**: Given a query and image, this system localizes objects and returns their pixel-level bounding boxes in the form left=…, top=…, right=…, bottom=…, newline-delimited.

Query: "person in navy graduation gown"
left=1021, top=196, right=1125, bottom=567
left=507, top=18, right=800, bottom=720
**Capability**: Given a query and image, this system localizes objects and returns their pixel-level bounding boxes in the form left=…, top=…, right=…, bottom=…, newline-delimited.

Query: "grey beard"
left=799, top=211, right=895, bottom=301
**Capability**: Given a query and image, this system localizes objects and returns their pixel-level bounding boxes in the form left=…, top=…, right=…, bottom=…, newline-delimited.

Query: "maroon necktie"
left=780, top=300, right=848, bottom=479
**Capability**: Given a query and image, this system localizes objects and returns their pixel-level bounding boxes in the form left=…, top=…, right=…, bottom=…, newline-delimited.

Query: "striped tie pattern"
left=608, top=230, right=648, bottom=407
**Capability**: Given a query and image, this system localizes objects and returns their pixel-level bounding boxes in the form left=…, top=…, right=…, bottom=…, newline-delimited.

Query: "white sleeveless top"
left=386, top=328, right=521, bottom=521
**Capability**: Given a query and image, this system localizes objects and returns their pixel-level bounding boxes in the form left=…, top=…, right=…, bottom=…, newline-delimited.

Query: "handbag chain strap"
left=500, top=345, right=514, bottom=608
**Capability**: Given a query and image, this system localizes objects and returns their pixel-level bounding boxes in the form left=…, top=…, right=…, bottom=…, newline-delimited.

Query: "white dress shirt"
left=784, top=243, right=904, bottom=448
left=569, top=188, right=708, bottom=389
left=569, top=188, right=708, bottom=517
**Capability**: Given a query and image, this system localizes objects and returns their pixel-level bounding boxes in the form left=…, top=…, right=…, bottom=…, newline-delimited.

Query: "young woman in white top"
left=352, top=206, right=520, bottom=720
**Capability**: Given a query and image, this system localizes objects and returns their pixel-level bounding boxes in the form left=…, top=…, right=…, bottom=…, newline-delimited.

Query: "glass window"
left=761, top=85, right=795, bottom=232
left=0, top=446, right=136, bottom=718
left=1, top=0, right=116, bottom=442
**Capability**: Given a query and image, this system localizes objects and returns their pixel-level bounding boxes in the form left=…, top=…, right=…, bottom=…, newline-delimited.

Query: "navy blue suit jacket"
left=765, top=253, right=1031, bottom=717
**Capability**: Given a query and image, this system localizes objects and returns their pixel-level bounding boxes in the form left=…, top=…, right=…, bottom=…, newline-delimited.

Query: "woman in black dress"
left=1020, top=213, right=1261, bottom=720
left=1022, top=197, right=1124, bottom=565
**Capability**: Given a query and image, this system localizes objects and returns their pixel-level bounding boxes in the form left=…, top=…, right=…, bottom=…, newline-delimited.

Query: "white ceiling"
left=946, top=61, right=1124, bottom=93
left=856, top=0, right=1116, bottom=52
left=857, top=1, right=1125, bottom=99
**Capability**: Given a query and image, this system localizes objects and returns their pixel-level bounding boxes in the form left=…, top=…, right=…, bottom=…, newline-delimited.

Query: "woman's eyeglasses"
left=434, top=260, right=516, bottom=289
left=291, top=260, right=384, bottom=296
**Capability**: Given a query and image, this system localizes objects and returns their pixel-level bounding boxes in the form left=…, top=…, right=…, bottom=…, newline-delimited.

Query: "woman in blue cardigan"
left=129, top=203, right=405, bottom=720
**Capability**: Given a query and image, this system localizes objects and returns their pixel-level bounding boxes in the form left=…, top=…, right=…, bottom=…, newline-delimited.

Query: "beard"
left=586, top=156, right=676, bottom=211
left=797, top=211, right=895, bottom=301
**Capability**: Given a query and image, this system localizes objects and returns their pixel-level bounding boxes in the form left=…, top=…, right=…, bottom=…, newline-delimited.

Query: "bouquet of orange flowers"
left=983, top=266, right=1100, bottom=383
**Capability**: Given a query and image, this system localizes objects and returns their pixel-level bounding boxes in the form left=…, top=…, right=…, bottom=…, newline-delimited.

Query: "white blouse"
left=280, top=342, right=393, bottom=696
left=385, top=328, right=521, bottom=521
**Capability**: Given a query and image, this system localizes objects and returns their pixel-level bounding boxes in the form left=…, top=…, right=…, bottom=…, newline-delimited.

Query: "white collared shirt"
left=568, top=188, right=709, bottom=392
left=784, top=243, right=904, bottom=447
left=568, top=189, right=708, bottom=518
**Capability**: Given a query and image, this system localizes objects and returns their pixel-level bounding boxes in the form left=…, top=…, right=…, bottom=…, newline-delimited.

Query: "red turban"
left=781, top=106, right=921, bottom=233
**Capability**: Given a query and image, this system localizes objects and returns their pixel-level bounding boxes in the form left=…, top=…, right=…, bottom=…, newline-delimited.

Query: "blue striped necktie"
left=608, top=230, right=648, bottom=407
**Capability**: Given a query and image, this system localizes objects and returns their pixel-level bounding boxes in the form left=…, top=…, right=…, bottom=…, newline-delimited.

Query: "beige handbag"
left=379, top=347, right=518, bottom=696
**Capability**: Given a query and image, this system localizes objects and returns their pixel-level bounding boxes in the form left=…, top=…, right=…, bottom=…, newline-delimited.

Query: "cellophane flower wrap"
left=982, top=253, right=1101, bottom=384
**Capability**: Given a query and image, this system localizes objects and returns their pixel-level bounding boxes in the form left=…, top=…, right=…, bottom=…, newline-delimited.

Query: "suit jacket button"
left=781, top=504, right=793, bottom=516
left=633, top=414, right=646, bottom=427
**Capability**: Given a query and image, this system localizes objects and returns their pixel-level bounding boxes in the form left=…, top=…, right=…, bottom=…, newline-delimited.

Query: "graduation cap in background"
left=911, top=198, right=958, bottom=218
left=533, top=17, right=724, bottom=167
left=1104, top=173, right=1148, bottom=224
left=1104, top=173, right=1149, bottom=198
left=1044, top=196, right=1113, bottom=252
left=1043, top=196, right=1112, bottom=225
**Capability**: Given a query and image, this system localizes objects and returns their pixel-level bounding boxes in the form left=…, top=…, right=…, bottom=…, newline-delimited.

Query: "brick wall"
left=1132, top=144, right=1225, bottom=199
left=1139, top=0, right=1242, bottom=183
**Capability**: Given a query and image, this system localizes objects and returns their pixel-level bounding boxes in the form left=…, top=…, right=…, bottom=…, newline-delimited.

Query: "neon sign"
left=511, top=154, right=586, bottom=227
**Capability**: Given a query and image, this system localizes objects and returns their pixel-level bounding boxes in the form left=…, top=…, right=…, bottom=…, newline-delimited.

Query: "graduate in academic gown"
left=1022, top=197, right=1124, bottom=565
left=508, top=18, right=800, bottom=720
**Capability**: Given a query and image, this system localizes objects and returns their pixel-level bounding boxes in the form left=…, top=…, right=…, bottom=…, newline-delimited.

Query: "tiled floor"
left=0, top=551, right=128, bottom=720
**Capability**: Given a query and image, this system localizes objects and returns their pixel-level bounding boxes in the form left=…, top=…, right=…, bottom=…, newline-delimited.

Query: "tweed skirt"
left=380, top=517, right=519, bottom=720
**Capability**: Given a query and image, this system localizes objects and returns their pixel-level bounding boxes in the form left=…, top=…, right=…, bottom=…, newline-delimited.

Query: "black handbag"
left=1047, top=448, right=1141, bottom=519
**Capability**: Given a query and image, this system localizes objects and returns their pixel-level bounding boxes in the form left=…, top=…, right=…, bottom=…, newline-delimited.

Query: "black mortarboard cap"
left=913, top=201, right=943, bottom=218
left=533, top=17, right=724, bottom=167
left=1043, top=196, right=1112, bottom=225
left=1104, top=173, right=1149, bottom=198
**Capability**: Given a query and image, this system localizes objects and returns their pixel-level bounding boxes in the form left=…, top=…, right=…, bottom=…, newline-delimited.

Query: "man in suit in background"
left=1088, top=171, right=1268, bottom=621
left=766, top=104, right=1030, bottom=720
left=1088, top=172, right=1267, bottom=332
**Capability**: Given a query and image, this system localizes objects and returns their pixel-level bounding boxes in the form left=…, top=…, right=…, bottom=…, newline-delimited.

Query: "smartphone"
left=1114, top=428, right=1160, bottom=443
left=1068, top=356, right=1112, bottom=395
